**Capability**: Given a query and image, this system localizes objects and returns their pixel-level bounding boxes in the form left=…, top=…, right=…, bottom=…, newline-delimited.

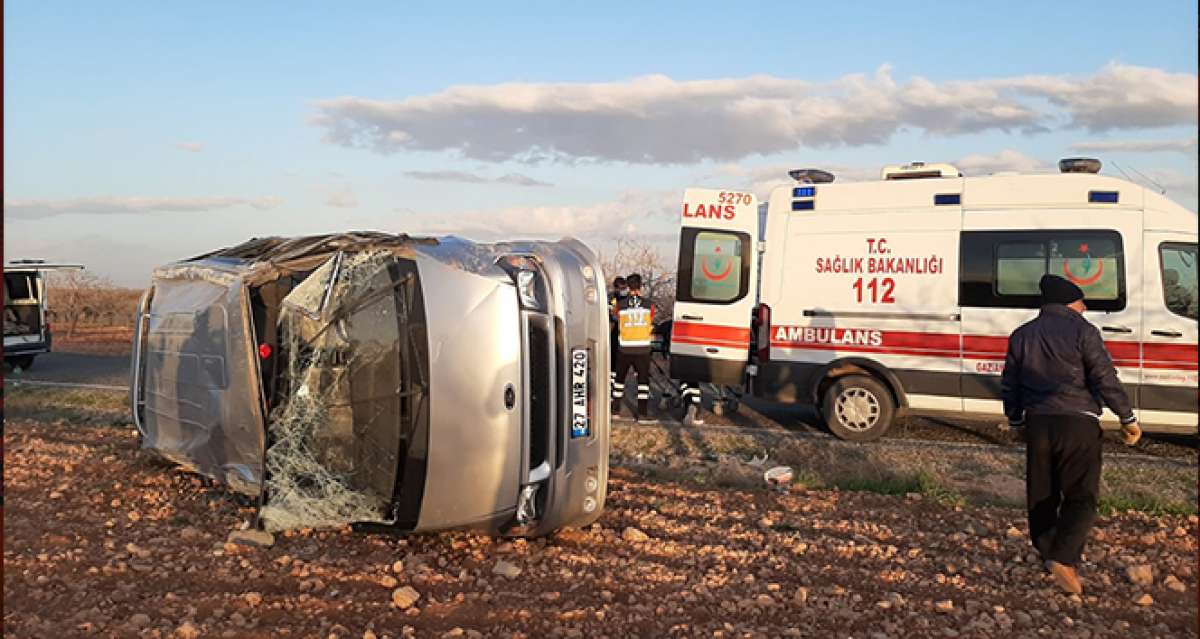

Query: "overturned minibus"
left=130, top=232, right=609, bottom=536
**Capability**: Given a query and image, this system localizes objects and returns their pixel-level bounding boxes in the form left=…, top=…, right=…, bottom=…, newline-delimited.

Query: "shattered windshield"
left=261, top=251, right=422, bottom=531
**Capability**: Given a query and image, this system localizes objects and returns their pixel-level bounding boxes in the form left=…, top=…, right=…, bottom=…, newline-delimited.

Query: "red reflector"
left=756, top=304, right=772, bottom=363
left=258, top=343, right=272, bottom=359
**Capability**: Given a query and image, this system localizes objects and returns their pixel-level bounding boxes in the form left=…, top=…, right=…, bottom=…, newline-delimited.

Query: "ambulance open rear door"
left=669, top=188, right=759, bottom=387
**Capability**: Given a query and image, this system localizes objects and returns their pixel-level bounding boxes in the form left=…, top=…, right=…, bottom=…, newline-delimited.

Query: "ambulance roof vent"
left=881, top=162, right=961, bottom=180
left=788, top=168, right=836, bottom=184
left=1058, top=157, right=1102, bottom=174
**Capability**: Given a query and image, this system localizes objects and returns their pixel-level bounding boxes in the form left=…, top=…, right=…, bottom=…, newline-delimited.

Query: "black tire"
left=821, top=375, right=895, bottom=442
left=6, top=355, right=35, bottom=370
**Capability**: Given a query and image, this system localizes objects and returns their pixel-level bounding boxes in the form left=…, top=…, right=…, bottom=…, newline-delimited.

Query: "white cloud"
left=174, top=142, right=204, bottom=152
left=1070, top=138, right=1198, bottom=154
left=405, top=170, right=488, bottom=184
left=402, top=169, right=551, bottom=187
left=409, top=190, right=677, bottom=240
left=325, top=185, right=359, bottom=208
left=1001, top=64, right=1198, bottom=131
left=953, top=149, right=1050, bottom=175
left=312, top=64, right=1197, bottom=165
left=495, top=173, right=552, bottom=187
left=4, top=195, right=283, bottom=219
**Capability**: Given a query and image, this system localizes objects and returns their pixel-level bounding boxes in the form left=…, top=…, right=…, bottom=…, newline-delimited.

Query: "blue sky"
left=5, top=1, right=1197, bottom=285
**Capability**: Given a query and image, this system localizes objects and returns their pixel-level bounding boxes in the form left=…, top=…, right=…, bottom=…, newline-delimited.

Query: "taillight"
left=755, top=303, right=771, bottom=363
left=258, top=343, right=272, bottom=359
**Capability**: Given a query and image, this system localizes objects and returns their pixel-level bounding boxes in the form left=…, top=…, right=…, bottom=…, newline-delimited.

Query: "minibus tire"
left=821, top=375, right=894, bottom=442
left=6, top=355, right=35, bottom=370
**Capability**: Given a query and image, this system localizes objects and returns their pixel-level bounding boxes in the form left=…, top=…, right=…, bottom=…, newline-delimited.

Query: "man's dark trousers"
left=615, top=347, right=651, bottom=417
left=1025, top=413, right=1103, bottom=566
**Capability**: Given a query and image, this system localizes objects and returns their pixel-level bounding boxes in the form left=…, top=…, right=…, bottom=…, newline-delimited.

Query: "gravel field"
left=4, top=387, right=1198, bottom=638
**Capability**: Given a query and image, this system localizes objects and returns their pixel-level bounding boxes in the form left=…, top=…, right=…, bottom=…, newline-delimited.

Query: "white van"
left=669, top=158, right=1198, bottom=441
left=4, top=260, right=84, bottom=369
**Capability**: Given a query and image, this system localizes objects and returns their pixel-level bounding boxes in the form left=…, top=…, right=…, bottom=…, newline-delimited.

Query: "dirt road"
left=4, top=396, right=1197, bottom=638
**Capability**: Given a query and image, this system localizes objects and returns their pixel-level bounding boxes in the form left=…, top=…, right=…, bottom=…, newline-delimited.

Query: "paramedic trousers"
left=678, top=380, right=701, bottom=410
left=1025, top=413, right=1103, bottom=567
left=613, top=346, right=651, bottom=417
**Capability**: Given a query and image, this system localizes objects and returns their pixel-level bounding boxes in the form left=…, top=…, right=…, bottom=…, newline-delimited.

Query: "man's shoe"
left=683, top=404, right=704, bottom=426
left=1047, top=561, right=1083, bottom=595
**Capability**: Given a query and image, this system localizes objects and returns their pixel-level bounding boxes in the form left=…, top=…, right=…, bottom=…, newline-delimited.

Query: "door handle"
left=682, top=314, right=704, bottom=321
left=705, top=347, right=719, bottom=354
left=1151, top=330, right=1183, bottom=338
left=1101, top=326, right=1133, bottom=334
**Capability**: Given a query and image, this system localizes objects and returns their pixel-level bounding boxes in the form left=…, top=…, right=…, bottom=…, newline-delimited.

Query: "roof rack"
left=881, top=162, right=961, bottom=180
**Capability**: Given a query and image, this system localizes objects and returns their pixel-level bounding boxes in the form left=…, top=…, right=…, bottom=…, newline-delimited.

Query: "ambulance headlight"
left=515, top=269, right=546, bottom=311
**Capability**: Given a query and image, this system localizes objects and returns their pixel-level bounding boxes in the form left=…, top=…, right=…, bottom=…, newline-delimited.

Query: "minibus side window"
left=676, top=228, right=751, bottom=304
left=960, top=230, right=1125, bottom=311
left=1159, top=243, right=1198, bottom=320
left=4, top=273, right=35, bottom=301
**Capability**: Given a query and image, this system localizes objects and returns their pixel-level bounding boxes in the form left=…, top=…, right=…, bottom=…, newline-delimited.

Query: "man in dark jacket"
left=608, top=276, right=628, bottom=401
left=1001, top=274, right=1141, bottom=595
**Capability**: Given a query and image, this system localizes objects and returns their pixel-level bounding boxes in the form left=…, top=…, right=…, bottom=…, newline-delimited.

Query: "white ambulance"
left=669, top=158, right=1198, bottom=441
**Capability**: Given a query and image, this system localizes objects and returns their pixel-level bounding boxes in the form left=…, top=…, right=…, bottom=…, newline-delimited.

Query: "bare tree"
left=44, top=271, right=140, bottom=337
left=597, top=236, right=677, bottom=319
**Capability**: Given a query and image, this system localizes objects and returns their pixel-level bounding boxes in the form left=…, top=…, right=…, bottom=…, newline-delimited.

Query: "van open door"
left=669, top=188, right=758, bottom=386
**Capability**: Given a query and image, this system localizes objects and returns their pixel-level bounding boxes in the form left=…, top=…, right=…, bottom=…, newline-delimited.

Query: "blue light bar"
left=1088, top=191, right=1119, bottom=203
left=792, top=200, right=815, bottom=211
left=934, top=193, right=961, bottom=206
left=793, top=186, right=816, bottom=198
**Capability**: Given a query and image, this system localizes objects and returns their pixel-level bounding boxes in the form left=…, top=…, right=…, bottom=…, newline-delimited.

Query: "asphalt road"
left=4, top=351, right=130, bottom=388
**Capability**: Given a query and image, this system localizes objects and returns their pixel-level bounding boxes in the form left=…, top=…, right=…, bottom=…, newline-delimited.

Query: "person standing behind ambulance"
left=612, top=273, right=654, bottom=421
left=608, top=276, right=628, bottom=401
left=1001, top=274, right=1141, bottom=596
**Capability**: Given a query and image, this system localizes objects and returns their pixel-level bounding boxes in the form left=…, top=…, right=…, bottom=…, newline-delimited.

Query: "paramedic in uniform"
left=608, top=276, right=628, bottom=400
left=612, top=273, right=654, bottom=421
left=1001, top=274, right=1141, bottom=595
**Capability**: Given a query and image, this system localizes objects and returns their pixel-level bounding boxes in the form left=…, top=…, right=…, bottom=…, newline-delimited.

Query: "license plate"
left=570, top=348, right=589, bottom=438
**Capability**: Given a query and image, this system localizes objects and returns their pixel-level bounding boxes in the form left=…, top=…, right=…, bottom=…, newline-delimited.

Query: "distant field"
left=53, top=323, right=134, bottom=355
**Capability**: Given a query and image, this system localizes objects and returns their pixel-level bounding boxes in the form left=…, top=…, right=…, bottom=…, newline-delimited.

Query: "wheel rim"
left=835, top=387, right=880, bottom=432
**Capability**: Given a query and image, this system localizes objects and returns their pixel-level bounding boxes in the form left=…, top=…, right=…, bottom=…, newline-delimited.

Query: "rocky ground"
left=4, top=389, right=1198, bottom=638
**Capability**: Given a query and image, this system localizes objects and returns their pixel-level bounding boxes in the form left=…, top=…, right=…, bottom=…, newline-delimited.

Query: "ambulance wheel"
left=821, top=375, right=894, bottom=442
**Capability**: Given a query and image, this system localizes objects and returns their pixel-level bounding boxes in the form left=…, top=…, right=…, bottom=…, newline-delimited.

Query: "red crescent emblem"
left=701, top=257, right=734, bottom=281
left=1063, top=259, right=1104, bottom=286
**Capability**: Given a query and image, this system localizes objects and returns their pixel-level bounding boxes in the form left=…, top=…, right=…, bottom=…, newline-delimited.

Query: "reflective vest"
left=615, top=294, right=654, bottom=348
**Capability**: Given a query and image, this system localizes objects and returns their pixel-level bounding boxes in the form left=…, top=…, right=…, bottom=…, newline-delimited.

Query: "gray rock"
left=227, top=529, right=275, bottom=548
left=1126, top=564, right=1154, bottom=587
left=392, top=586, right=421, bottom=609
left=622, top=527, right=650, bottom=542
left=492, top=560, right=522, bottom=579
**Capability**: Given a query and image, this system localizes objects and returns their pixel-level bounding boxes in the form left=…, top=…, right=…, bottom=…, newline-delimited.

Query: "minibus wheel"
left=821, top=375, right=894, bottom=442
left=5, top=355, right=35, bottom=370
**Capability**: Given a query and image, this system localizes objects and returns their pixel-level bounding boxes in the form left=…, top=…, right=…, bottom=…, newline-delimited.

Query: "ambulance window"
left=996, top=243, right=1045, bottom=295
left=676, top=228, right=751, bottom=304
left=1159, top=243, right=1198, bottom=320
left=960, top=230, right=1125, bottom=311
left=1048, top=237, right=1121, bottom=301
